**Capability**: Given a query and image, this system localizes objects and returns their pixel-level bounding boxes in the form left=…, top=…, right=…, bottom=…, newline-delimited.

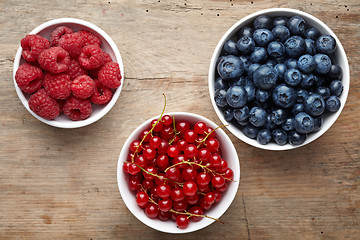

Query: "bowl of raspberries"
left=208, top=8, right=349, bottom=150
left=117, top=112, right=240, bottom=233
left=13, top=18, right=124, bottom=128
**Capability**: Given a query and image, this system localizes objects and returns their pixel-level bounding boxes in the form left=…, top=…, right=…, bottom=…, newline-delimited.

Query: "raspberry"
left=102, top=51, right=112, bottom=64
left=43, top=73, right=71, bottom=99
left=78, top=44, right=104, bottom=70
left=21, top=35, right=50, bottom=62
left=28, top=89, right=60, bottom=120
left=15, top=63, right=44, bottom=94
left=59, top=32, right=83, bottom=57
left=91, top=79, right=113, bottom=105
left=78, top=30, right=101, bottom=47
left=63, top=96, right=92, bottom=121
left=38, top=47, right=70, bottom=73
left=50, top=26, right=74, bottom=46
left=71, top=75, right=95, bottom=99
left=67, top=58, right=88, bottom=80
left=98, top=62, right=122, bottom=88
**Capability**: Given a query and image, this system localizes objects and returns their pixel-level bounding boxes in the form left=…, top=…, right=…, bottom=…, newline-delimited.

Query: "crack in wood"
left=242, top=193, right=251, bottom=240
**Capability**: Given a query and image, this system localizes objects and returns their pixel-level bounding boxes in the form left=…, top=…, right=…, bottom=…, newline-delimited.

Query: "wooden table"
left=1, top=0, right=359, bottom=239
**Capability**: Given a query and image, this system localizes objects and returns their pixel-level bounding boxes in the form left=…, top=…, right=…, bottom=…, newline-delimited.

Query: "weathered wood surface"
left=0, top=0, right=359, bottom=239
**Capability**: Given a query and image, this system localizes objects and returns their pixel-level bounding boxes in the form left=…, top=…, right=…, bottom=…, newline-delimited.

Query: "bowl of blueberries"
left=208, top=8, right=349, bottom=150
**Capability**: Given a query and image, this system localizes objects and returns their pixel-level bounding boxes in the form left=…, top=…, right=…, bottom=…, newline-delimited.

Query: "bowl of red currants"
left=208, top=8, right=349, bottom=150
left=117, top=112, right=240, bottom=233
left=13, top=18, right=124, bottom=128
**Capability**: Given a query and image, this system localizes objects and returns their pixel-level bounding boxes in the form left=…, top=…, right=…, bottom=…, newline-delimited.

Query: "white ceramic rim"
left=13, top=18, right=124, bottom=128
left=117, top=112, right=240, bottom=233
left=208, top=8, right=350, bottom=151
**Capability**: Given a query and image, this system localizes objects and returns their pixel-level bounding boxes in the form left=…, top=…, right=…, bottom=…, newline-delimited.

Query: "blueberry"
left=329, top=80, right=343, bottom=96
left=288, top=131, right=306, bottom=145
left=253, top=29, right=274, bottom=47
left=272, top=25, right=290, bottom=43
left=233, top=106, right=250, bottom=122
left=239, top=55, right=251, bottom=72
left=313, top=116, right=323, bottom=132
left=257, top=129, right=272, bottom=145
left=287, top=16, right=306, bottom=36
left=284, top=68, right=302, bottom=86
left=253, top=15, right=272, bottom=30
left=237, top=36, right=256, bottom=54
left=247, top=63, right=261, bottom=79
left=284, top=58, right=298, bottom=69
left=249, top=107, right=267, bottom=127
left=265, top=114, right=277, bottom=130
left=244, top=83, right=256, bottom=102
left=265, top=58, right=278, bottom=67
left=294, top=112, right=314, bottom=134
left=297, top=89, right=309, bottom=103
left=297, top=54, right=316, bottom=73
left=316, top=35, right=336, bottom=54
left=284, top=36, right=305, bottom=58
left=313, top=75, right=325, bottom=88
left=273, top=16, right=288, bottom=26
left=256, top=89, right=269, bottom=103
left=224, top=108, right=234, bottom=122
left=281, top=118, right=295, bottom=131
left=223, top=39, right=239, bottom=55
left=314, top=53, right=332, bottom=75
left=272, top=129, right=288, bottom=145
left=274, top=63, right=287, bottom=80
left=327, top=64, right=343, bottom=80
left=305, top=27, right=320, bottom=41
left=326, top=95, right=341, bottom=112
left=267, top=41, right=285, bottom=58
left=232, top=75, right=246, bottom=87
left=300, top=73, right=316, bottom=89
left=217, top=55, right=245, bottom=80
left=215, top=77, right=229, bottom=91
left=272, top=84, right=297, bottom=108
left=237, top=26, right=254, bottom=39
left=315, top=86, right=331, bottom=99
left=242, top=124, right=259, bottom=139
left=214, top=89, right=228, bottom=108
left=304, top=93, right=325, bottom=116
left=253, top=65, right=278, bottom=90
left=226, top=85, right=247, bottom=108
left=270, top=108, right=287, bottom=125
left=304, top=39, right=317, bottom=55
left=292, top=103, right=305, bottom=115
left=250, top=47, right=268, bottom=63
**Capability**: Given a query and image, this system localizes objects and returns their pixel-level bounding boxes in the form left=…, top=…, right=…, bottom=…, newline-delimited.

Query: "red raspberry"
left=67, top=58, right=88, bottom=80
left=38, top=47, right=70, bottom=73
left=63, top=96, right=92, bottom=121
left=102, top=51, right=112, bottom=63
left=15, top=63, right=44, bottom=94
left=90, top=79, right=113, bottom=105
left=71, top=75, right=95, bottom=99
left=78, top=45, right=104, bottom=70
left=78, top=30, right=101, bottom=47
left=28, top=89, right=60, bottom=120
left=21, top=35, right=50, bottom=62
left=43, top=73, right=71, bottom=99
left=59, top=32, right=83, bottom=57
left=98, top=62, right=122, bottom=88
left=50, top=26, right=74, bottom=46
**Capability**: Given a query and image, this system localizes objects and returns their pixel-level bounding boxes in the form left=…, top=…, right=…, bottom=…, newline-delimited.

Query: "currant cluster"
left=123, top=114, right=234, bottom=229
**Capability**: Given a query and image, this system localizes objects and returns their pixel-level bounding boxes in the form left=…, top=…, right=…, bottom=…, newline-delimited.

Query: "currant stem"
left=196, top=124, right=228, bottom=148
left=168, top=115, right=179, bottom=145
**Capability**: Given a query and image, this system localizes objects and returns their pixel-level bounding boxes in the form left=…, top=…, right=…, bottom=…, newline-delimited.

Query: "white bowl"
left=117, top=112, right=240, bottom=233
left=208, top=8, right=350, bottom=150
left=13, top=18, right=124, bottom=128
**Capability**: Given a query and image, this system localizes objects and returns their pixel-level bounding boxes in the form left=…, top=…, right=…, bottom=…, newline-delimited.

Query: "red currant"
left=184, top=144, right=198, bottom=159
left=224, top=168, right=234, bottom=181
left=149, top=136, right=161, bottom=149
left=176, top=120, right=190, bottom=135
left=128, top=163, right=141, bottom=175
left=211, top=175, right=225, bottom=188
left=143, top=165, right=157, bottom=180
left=155, top=173, right=167, bottom=186
left=206, top=138, right=220, bottom=152
left=139, top=129, right=152, bottom=142
left=204, top=127, right=216, bottom=138
left=183, top=181, right=197, bottom=197
left=185, top=194, right=199, bottom=205
left=161, top=115, right=173, bottom=126
left=171, top=187, right=185, bottom=202
left=142, top=179, right=154, bottom=192
left=189, top=205, right=204, bottom=222
left=194, top=121, right=207, bottom=134
left=204, top=192, right=216, bottom=205
left=196, top=172, right=211, bottom=187
left=181, top=166, right=197, bottom=182
left=184, top=130, right=197, bottom=143
left=136, top=191, right=149, bottom=207
left=130, top=140, right=142, bottom=153
left=156, top=154, right=169, bottom=170
left=198, top=148, right=211, bottom=163
left=209, top=154, right=222, bottom=169
left=199, top=198, right=212, bottom=211
left=157, top=140, right=169, bottom=155
left=165, top=167, right=180, bottom=181
left=158, top=198, right=172, bottom=212
left=151, top=119, right=163, bottom=132
left=172, top=154, right=187, bottom=169
left=135, top=154, right=149, bottom=168
left=123, top=162, right=131, bottom=173
left=214, top=190, right=222, bottom=203
left=144, top=203, right=159, bottom=219
left=167, top=145, right=180, bottom=158
left=158, top=211, right=171, bottom=221
left=128, top=175, right=142, bottom=192
left=172, top=199, right=188, bottom=212
left=160, top=126, right=175, bottom=141
left=176, top=214, right=190, bottom=229
left=176, top=139, right=188, bottom=151
left=217, top=158, right=228, bottom=173
left=156, top=184, right=172, bottom=198
left=217, top=182, right=228, bottom=193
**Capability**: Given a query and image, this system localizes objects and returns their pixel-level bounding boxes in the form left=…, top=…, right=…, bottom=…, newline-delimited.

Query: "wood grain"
left=0, top=0, right=359, bottom=239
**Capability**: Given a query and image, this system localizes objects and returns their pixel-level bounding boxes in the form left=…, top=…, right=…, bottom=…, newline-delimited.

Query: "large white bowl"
left=117, top=112, right=240, bottom=233
left=13, top=18, right=124, bottom=128
left=208, top=8, right=350, bottom=150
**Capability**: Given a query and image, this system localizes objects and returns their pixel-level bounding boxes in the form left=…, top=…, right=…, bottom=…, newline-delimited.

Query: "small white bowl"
left=208, top=8, right=350, bottom=150
left=13, top=18, right=124, bottom=128
left=117, top=112, right=240, bottom=233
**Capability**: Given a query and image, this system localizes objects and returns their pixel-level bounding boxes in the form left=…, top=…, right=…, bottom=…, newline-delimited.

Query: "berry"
left=316, top=35, right=336, bottom=54
left=304, top=94, right=325, bottom=117
left=189, top=206, right=204, bottom=222
left=59, top=32, right=83, bottom=57
left=136, top=191, right=149, bottom=208
left=257, top=129, right=272, bottom=145
left=43, top=73, right=71, bottom=100
left=326, top=96, right=341, bottom=112
left=284, top=36, right=305, bottom=58
left=176, top=215, right=190, bottom=229
left=158, top=198, right=172, bottom=212
left=250, top=47, right=268, bottom=63
left=21, top=34, right=50, bottom=62
left=171, top=187, right=185, bottom=202
left=183, top=181, right=197, bottom=197
left=71, top=75, right=95, bottom=99
left=144, top=203, right=159, bottom=219
left=15, top=63, right=44, bottom=94
left=211, top=175, right=225, bottom=188
left=50, top=26, right=74, bottom=46
left=38, top=46, right=70, bottom=73
left=242, top=124, right=259, bottom=139
left=305, top=27, right=320, bottom=41
left=329, top=80, right=343, bottom=97
left=67, top=58, right=88, bottom=80
left=294, top=112, right=315, bottom=134
left=272, top=25, right=290, bottom=43
left=78, top=30, right=102, bottom=47
left=28, top=89, right=60, bottom=120
left=253, top=65, right=278, bottom=90
left=196, top=172, right=211, bottom=187
left=287, top=16, right=306, bottom=36
left=225, top=86, right=247, bottom=108
left=98, top=62, right=122, bottom=88
left=253, top=29, right=274, bottom=47
left=63, top=96, right=92, bottom=121
left=288, top=131, right=306, bottom=145
left=297, top=54, right=316, bottom=73
left=194, top=121, right=207, bottom=135
left=156, top=184, right=171, bottom=198
left=272, top=129, right=288, bottom=146
left=267, top=41, right=285, bottom=58
left=272, top=84, right=297, bottom=109
left=253, top=15, right=272, bottom=29
left=273, top=17, right=288, bottom=26
left=249, top=107, right=267, bottom=127
left=78, top=44, right=104, bottom=70
left=90, top=79, right=113, bottom=105
left=313, top=53, right=332, bottom=75
left=223, top=39, right=239, bottom=55
left=214, top=89, right=227, bottom=108
left=217, top=55, right=244, bottom=80
left=236, top=36, right=255, bottom=54
left=284, top=68, right=302, bottom=86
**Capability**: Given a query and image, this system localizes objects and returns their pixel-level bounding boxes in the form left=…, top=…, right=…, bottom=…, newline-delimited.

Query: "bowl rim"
left=13, top=17, right=124, bottom=128
left=116, top=112, right=240, bottom=233
left=208, top=8, right=350, bottom=151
